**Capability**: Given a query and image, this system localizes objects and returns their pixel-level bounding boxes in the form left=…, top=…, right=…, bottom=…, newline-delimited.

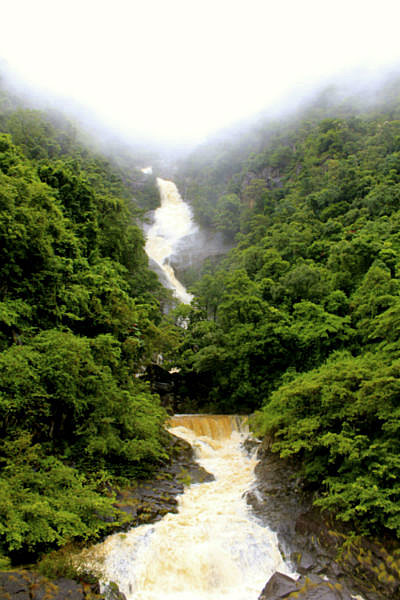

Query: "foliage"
left=4, top=72, right=400, bottom=553
left=0, top=80, right=172, bottom=564
left=170, top=77, right=400, bottom=539
left=0, top=330, right=167, bottom=469
left=252, top=351, right=400, bottom=537
left=0, top=434, right=119, bottom=557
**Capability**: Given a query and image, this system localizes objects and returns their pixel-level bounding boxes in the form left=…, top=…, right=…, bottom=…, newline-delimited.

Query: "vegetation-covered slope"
left=2, top=70, right=400, bottom=567
left=0, top=79, right=175, bottom=566
left=171, top=80, right=400, bottom=539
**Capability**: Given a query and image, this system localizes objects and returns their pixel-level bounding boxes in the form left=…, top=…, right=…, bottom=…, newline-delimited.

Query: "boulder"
left=115, top=432, right=214, bottom=529
left=0, top=570, right=128, bottom=600
left=259, top=572, right=351, bottom=600
left=102, top=582, right=127, bottom=600
left=32, top=578, right=84, bottom=600
left=0, top=571, right=31, bottom=600
left=0, top=571, right=90, bottom=600
left=259, top=572, right=298, bottom=598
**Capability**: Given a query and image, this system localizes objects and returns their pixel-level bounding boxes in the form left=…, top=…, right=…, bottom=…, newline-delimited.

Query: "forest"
left=0, top=78, right=176, bottom=568
left=168, top=80, right=400, bottom=541
left=1, top=73, right=400, bottom=571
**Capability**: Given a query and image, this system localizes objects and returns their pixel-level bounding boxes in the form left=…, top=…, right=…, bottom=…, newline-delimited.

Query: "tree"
left=0, top=434, right=118, bottom=557
left=214, top=193, right=241, bottom=237
left=253, top=352, right=400, bottom=536
left=0, top=330, right=167, bottom=469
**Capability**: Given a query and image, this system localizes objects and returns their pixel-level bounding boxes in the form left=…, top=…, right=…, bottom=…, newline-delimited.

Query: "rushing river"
left=83, top=415, right=295, bottom=600
left=145, top=178, right=195, bottom=304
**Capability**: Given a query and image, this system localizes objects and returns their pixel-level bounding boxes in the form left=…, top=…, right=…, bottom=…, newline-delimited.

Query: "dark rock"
left=259, top=572, right=298, bottom=598
left=51, top=578, right=85, bottom=600
left=0, top=571, right=95, bottom=600
left=0, top=571, right=31, bottom=600
left=259, top=572, right=351, bottom=600
left=242, top=437, right=259, bottom=454
left=291, top=583, right=345, bottom=600
left=114, top=431, right=214, bottom=530
left=296, top=550, right=317, bottom=574
left=169, top=228, right=233, bottom=282
left=32, top=578, right=84, bottom=600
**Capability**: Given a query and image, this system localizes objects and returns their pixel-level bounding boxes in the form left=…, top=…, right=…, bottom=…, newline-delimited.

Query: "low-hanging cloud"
left=2, top=0, right=400, bottom=146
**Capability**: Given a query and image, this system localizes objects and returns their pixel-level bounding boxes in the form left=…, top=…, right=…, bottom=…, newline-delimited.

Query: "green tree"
left=0, top=330, right=167, bottom=469
left=214, top=193, right=241, bottom=237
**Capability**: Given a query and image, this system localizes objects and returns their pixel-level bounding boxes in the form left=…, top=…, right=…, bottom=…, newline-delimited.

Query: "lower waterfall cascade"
left=82, top=415, right=295, bottom=600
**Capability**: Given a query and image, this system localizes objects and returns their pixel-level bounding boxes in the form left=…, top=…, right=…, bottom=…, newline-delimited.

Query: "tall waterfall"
left=145, top=178, right=195, bottom=304
left=83, top=415, right=295, bottom=600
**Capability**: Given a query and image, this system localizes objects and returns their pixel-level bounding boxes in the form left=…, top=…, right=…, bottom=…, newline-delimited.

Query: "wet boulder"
left=0, top=571, right=88, bottom=600
left=114, top=432, right=214, bottom=528
left=259, top=572, right=298, bottom=598
left=102, top=582, right=127, bottom=600
left=0, top=571, right=32, bottom=600
left=32, top=578, right=84, bottom=600
left=259, top=572, right=352, bottom=600
left=0, top=570, right=128, bottom=600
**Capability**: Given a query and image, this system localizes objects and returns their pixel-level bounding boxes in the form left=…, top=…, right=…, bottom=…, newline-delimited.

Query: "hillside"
left=0, top=78, right=178, bottom=568
left=170, top=79, right=400, bottom=540
left=2, top=71, right=400, bottom=573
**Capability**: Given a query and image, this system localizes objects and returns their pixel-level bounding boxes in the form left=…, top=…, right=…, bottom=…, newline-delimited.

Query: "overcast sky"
left=2, top=0, right=400, bottom=145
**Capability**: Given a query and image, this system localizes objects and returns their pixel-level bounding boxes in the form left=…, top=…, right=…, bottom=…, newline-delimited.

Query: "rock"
left=259, top=572, right=351, bottom=600
left=0, top=571, right=31, bottom=600
left=248, top=444, right=394, bottom=600
left=0, top=571, right=90, bottom=600
left=49, top=578, right=85, bottom=600
left=259, top=572, right=298, bottom=598
left=169, top=227, right=233, bottom=280
left=102, top=581, right=127, bottom=600
left=0, top=569, right=127, bottom=600
left=296, top=550, right=317, bottom=574
left=114, top=432, right=214, bottom=529
left=32, top=578, right=84, bottom=600
left=291, top=582, right=346, bottom=600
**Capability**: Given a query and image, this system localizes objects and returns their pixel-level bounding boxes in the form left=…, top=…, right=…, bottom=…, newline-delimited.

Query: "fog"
left=2, top=0, right=400, bottom=148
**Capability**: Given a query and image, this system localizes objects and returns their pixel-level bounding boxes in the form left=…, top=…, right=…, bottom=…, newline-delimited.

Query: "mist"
left=2, top=0, right=400, bottom=151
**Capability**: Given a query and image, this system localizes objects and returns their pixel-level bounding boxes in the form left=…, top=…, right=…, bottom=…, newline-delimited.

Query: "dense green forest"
left=2, top=71, right=400, bottom=572
left=170, top=80, right=400, bottom=540
left=0, top=78, right=177, bottom=567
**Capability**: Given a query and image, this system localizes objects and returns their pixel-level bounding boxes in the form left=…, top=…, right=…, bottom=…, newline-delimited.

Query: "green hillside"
left=171, top=80, right=400, bottom=539
left=0, top=79, right=175, bottom=566
left=2, top=72, right=400, bottom=568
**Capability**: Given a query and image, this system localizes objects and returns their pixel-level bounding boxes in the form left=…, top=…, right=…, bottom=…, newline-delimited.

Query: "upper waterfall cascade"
left=145, top=178, right=196, bottom=304
left=83, top=415, right=295, bottom=600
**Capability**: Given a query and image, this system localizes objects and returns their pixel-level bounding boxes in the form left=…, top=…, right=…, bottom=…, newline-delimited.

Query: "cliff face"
left=246, top=440, right=400, bottom=600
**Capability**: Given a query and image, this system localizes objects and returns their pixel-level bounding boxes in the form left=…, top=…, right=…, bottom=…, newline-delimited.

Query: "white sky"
left=2, top=0, right=400, bottom=145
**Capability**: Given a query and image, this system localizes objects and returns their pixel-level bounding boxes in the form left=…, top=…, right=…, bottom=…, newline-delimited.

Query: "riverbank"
left=111, top=432, right=214, bottom=530
left=3, top=424, right=399, bottom=600
left=0, top=432, right=213, bottom=600
left=247, top=438, right=400, bottom=600
left=77, top=418, right=292, bottom=600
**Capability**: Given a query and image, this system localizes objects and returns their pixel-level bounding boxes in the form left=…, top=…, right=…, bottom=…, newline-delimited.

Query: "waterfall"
left=145, top=178, right=195, bottom=304
left=168, top=414, right=249, bottom=440
left=83, top=415, right=295, bottom=600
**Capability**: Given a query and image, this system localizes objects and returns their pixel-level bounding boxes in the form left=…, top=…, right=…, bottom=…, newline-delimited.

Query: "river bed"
left=82, top=416, right=295, bottom=600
